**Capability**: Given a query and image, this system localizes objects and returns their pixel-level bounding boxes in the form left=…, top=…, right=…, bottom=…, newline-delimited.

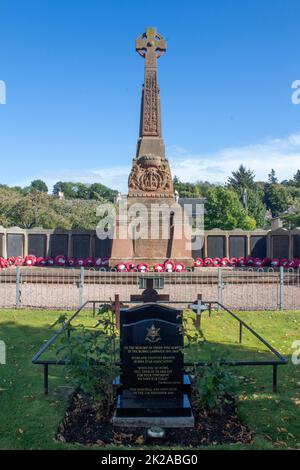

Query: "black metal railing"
left=32, top=299, right=287, bottom=395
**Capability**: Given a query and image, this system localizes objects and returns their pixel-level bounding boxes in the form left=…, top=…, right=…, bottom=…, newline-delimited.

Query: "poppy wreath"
left=45, top=257, right=54, bottom=266
left=14, top=256, right=25, bottom=266
left=164, top=260, right=175, bottom=272
left=0, top=258, right=8, bottom=269
left=36, top=257, right=47, bottom=267
left=94, top=257, right=102, bottom=267
left=237, top=257, right=246, bottom=267
left=253, top=257, right=263, bottom=267
left=154, top=263, right=164, bottom=272
left=55, top=255, right=67, bottom=267
left=116, top=262, right=127, bottom=272
left=280, top=258, right=289, bottom=268
left=212, top=257, right=221, bottom=267
left=67, top=257, right=76, bottom=267
left=270, top=258, right=280, bottom=267
left=203, top=257, right=213, bottom=267
left=262, top=257, right=271, bottom=267
left=84, top=257, right=95, bottom=267
left=246, top=257, right=255, bottom=267
left=137, top=263, right=150, bottom=272
left=292, top=259, right=300, bottom=268
left=101, top=257, right=109, bottom=267
left=126, top=262, right=136, bottom=272
left=194, top=258, right=203, bottom=267
left=7, top=256, right=16, bottom=266
left=229, top=257, right=238, bottom=267
left=175, top=262, right=186, bottom=272
left=25, top=255, right=37, bottom=266
left=220, top=257, right=229, bottom=267
left=76, top=258, right=85, bottom=267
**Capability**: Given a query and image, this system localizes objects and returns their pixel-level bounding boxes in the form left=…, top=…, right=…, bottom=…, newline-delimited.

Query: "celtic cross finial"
left=136, top=27, right=166, bottom=66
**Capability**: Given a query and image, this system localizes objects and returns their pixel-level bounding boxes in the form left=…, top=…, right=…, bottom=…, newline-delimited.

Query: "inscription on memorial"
left=122, top=320, right=183, bottom=399
left=116, top=303, right=191, bottom=419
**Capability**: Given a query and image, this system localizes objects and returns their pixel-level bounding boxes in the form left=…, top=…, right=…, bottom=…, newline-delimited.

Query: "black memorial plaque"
left=7, top=234, right=24, bottom=258
left=293, top=235, right=300, bottom=258
left=229, top=236, right=246, bottom=258
left=272, top=235, right=289, bottom=259
left=50, top=234, right=68, bottom=258
left=117, top=303, right=190, bottom=417
left=207, top=236, right=225, bottom=259
left=72, top=235, right=90, bottom=258
left=28, top=234, right=46, bottom=258
left=95, top=237, right=112, bottom=258
left=250, top=236, right=267, bottom=258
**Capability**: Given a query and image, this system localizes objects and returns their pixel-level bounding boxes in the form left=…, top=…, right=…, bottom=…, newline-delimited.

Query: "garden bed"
left=56, top=390, right=252, bottom=447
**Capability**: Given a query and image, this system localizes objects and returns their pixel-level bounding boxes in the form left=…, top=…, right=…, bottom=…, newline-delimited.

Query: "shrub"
left=54, top=306, right=118, bottom=418
left=194, top=361, right=234, bottom=411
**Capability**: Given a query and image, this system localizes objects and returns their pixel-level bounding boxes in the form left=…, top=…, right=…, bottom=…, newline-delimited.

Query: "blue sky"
left=0, top=0, right=300, bottom=193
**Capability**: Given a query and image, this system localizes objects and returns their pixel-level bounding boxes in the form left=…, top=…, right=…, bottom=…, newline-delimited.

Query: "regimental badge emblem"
left=145, top=323, right=161, bottom=343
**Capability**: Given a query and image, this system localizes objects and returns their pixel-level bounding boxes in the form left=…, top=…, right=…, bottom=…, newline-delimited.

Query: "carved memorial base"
left=109, top=196, right=193, bottom=268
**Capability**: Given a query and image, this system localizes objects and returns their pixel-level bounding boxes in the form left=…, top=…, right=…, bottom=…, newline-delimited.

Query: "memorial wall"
left=0, top=226, right=299, bottom=260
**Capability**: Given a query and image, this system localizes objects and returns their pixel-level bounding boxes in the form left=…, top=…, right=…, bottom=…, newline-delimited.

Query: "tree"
left=227, top=166, right=266, bottom=227
left=281, top=199, right=300, bottom=229
left=53, top=181, right=64, bottom=196
left=205, top=187, right=256, bottom=230
left=89, top=183, right=117, bottom=202
left=264, top=183, right=291, bottom=217
left=268, top=169, right=278, bottom=184
left=30, top=179, right=48, bottom=193
left=173, top=177, right=216, bottom=198
left=247, top=187, right=267, bottom=228
left=173, top=177, right=201, bottom=198
left=281, top=170, right=300, bottom=187
left=227, top=165, right=256, bottom=191
left=52, top=181, right=117, bottom=202
left=196, top=181, right=217, bottom=198
left=293, top=170, right=300, bottom=188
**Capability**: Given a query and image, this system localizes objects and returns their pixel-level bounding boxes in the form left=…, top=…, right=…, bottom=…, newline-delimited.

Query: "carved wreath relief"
left=128, top=158, right=172, bottom=193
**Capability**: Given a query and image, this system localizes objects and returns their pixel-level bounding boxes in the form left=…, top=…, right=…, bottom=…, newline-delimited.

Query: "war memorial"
left=0, top=27, right=299, bottom=271
left=0, top=12, right=299, bottom=457
left=26, top=29, right=292, bottom=451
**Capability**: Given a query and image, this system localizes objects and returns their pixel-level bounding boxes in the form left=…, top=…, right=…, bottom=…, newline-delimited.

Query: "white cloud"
left=16, top=131, right=300, bottom=192
left=169, top=131, right=300, bottom=184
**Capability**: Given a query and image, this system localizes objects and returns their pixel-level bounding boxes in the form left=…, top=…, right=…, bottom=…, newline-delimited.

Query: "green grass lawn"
left=0, top=308, right=299, bottom=450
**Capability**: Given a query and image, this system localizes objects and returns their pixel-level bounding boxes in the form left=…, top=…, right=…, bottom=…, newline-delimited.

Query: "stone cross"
left=136, top=27, right=167, bottom=69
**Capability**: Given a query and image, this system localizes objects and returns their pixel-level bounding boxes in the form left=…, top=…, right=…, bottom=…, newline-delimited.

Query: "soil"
left=56, top=390, right=252, bottom=448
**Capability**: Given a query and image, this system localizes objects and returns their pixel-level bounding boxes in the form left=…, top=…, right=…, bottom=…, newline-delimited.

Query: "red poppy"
left=204, top=258, right=213, bottom=267
left=175, top=262, right=186, bottom=272
left=116, top=263, right=127, bottom=272
left=154, top=263, right=164, bottom=272
left=36, top=257, right=46, bottom=267
left=55, top=255, right=67, bottom=266
left=137, top=263, right=150, bottom=272
left=14, top=256, right=25, bottom=266
left=84, top=258, right=95, bottom=267
left=194, top=258, right=203, bottom=267
left=25, top=255, right=37, bottom=266
left=45, top=257, right=54, bottom=266
left=164, top=260, right=175, bottom=272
